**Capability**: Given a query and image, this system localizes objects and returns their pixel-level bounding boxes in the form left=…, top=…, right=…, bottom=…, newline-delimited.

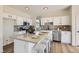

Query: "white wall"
left=0, top=6, right=3, bottom=52
left=3, top=6, right=33, bottom=25
left=71, top=5, right=79, bottom=46
left=3, top=6, right=31, bottom=17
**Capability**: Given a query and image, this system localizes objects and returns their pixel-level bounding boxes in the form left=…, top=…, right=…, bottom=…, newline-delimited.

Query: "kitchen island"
left=14, top=32, right=49, bottom=53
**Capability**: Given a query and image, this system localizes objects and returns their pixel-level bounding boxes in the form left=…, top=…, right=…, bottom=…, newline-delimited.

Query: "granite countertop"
left=13, top=32, right=48, bottom=43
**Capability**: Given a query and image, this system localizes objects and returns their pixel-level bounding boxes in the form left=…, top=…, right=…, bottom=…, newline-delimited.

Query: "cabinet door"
left=25, top=42, right=35, bottom=53
left=23, top=17, right=27, bottom=22
left=26, top=18, right=32, bottom=25
left=14, top=40, right=26, bottom=53
left=14, top=39, right=35, bottom=53
left=41, top=19, right=43, bottom=25
left=16, top=16, right=23, bottom=25
left=61, top=16, right=70, bottom=25
left=61, top=31, right=71, bottom=44
left=47, top=18, right=53, bottom=22
left=48, top=31, right=53, bottom=41
left=41, top=18, right=45, bottom=25
left=53, top=17, right=61, bottom=25
left=35, top=20, right=40, bottom=28
left=41, top=18, right=53, bottom=25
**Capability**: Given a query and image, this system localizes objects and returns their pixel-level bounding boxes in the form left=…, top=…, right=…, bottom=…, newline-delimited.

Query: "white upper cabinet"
left=16, top=16, right=24, bottom=25
left=40, top=16, right=71, bottom=25
left=61, top=16, right=71, bottom=25
left=26, top=18, right=32, bottom=25
left=53, top=16, right=71, bottom=25
left=3, top=13, right=32, bottom=25
left=41, top=18, right=53, bottom=25
left=41, top=18, right=45, bottom=25
left=53, top=17, right=61, bottom=25
left=3, top=13, right=17, bottom=19
left=47, top=18, right=53, bottom=22
left=16, top=16, right=32, bottom=25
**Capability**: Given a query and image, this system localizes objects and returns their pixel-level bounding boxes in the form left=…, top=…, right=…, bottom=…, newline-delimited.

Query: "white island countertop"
left=13, top=32, right=48, bottom=43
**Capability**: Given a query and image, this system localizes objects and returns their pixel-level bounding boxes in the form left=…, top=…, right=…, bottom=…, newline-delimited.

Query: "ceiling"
left=8, top=5, right=70, bottom=17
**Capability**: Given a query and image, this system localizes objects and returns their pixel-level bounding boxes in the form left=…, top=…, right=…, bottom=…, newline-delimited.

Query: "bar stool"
left=32, top=43, right=47, bottom=53
left=40, top=38, right=51, bottom=53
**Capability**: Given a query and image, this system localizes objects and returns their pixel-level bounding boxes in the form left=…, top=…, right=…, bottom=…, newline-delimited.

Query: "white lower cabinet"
left=25, top=42, right=35, bottom=53
left=14, top=39, right=35, bottom=53
left=61, top=31, right=71, bottom=44
left=14, top=40, right=26, bottom=53
left=47, top=31, right=53, bottom=41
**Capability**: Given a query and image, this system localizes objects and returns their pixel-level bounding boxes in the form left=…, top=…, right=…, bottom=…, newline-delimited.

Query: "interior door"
left=76, top=16, right=79, bottom=46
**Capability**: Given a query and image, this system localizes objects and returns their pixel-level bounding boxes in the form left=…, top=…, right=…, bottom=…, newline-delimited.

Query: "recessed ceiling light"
left=43, top=7, right=48, bottom=10
left=25, top=7, right=29, bottom=10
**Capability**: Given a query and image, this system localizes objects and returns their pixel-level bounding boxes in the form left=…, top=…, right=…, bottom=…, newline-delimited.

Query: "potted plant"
left=27, top=26, right=35, bottom=34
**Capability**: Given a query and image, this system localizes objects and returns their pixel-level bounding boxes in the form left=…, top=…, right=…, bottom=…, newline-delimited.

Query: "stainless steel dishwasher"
left=52, top=30, right=61, bottom=41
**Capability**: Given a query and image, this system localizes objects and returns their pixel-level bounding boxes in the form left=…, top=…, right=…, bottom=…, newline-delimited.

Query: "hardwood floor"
left=3, top=42, right=79, bottom=53
left=3, top=43, right=14, bottom=53
left=50, top=42, right=79, bottom=53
